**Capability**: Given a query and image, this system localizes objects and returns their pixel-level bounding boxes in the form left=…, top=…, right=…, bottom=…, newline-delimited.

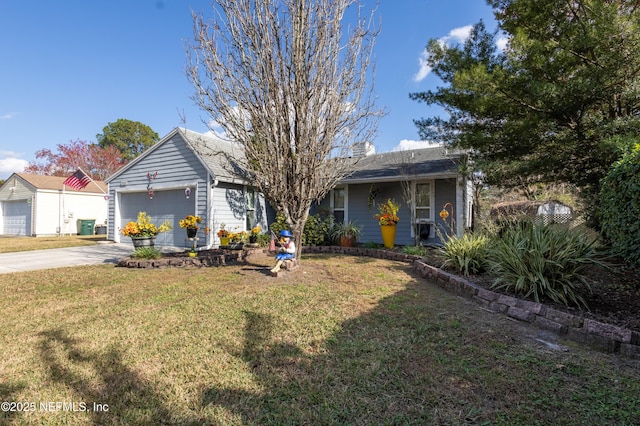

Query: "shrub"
left=270, top=212, right=334, bottom=246
left=402, top=245, right=429, bottom=256
left=487, top=222, right=605, bottom=308
left=599, top=144, right=640, bottom=267
left=439, top=233, right=489, bottom=276
left=131, top=247, right=163, bottom=259
left=363, top=241, right=381, bottom=249
left=255, top=233, right=271, bottom=247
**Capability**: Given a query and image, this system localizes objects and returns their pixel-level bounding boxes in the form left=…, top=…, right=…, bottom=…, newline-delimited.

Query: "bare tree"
left=186, top=0, right=383, bottom=259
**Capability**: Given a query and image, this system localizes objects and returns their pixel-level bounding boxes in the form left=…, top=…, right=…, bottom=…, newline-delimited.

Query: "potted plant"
left=228, top=230, right=247, bottom=249
left=188, top=248, right=197, bottom=258
left=179, top=214, right=202, bottom=238
left=331, top=221, right=362, bottom=247
left=249, top=225, right=261, bottom=244
left=121, top=212, right=172, bottom=248
left=217, top=224, right=230, bottom=246
left=374, top=198, right=400, bottom=249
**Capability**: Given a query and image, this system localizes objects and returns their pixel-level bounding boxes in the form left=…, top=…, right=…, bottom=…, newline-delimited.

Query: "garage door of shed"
left=2, top=200, right=32, bottom=236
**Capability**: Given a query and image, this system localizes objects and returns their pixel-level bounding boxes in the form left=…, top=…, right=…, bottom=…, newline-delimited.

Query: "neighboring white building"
left=0, top=173, right=108, bottom=236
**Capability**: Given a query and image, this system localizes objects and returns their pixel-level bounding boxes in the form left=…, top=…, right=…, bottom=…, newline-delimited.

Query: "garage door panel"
left=120, top=190, right=195, bottom=246
left=3, top=200, right=32, bottom=236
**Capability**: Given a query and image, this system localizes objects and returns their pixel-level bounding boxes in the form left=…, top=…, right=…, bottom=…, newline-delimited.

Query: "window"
left=415, top=182, right=432, bottom=221
left=245, top=187, right=256, bottom=230
left=331, top=187, right=346, bottom=223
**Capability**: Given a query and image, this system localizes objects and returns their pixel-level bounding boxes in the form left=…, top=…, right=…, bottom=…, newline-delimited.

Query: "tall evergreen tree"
left=410, top=0, right=640, bottom=220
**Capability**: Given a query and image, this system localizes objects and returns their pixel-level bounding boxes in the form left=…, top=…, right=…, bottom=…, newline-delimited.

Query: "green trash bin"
left=78, top=219, right=96, bottom=235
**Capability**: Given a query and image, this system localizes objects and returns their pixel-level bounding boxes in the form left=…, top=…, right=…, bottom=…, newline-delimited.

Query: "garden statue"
left=270, top=230, right=296, bottom=274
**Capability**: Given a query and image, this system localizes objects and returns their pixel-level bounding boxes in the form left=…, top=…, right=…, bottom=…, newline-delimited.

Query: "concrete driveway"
left=0, top=243, right=135, bottom=274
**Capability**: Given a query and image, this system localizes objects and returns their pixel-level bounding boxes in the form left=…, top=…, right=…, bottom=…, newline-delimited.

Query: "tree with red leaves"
left=24, top=139, right=126, bottom=180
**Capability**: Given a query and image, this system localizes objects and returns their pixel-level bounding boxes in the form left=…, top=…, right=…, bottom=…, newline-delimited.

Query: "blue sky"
left=0, top=1, right=497, bottom=180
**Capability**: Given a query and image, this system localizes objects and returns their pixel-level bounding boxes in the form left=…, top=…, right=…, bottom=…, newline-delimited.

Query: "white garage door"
left=120, top=189, right=195, bottom=247
left=3, top=200, right=32, bottom=236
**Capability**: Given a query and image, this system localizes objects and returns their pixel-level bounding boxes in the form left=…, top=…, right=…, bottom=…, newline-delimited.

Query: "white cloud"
left=204, top=119, right=229, bottom=139
left=446, top=25, right=474, bottom=44
left=414, top=50, right=433, bottom=83
left=1, top=112, right=18, bottom=120
left=496, top=36, right=509, bottom=52
left=392, top=139, right=442, bottom=151
left=0, top=156, right=29, bottom=178
left=414, top=25, right=474, bottom=82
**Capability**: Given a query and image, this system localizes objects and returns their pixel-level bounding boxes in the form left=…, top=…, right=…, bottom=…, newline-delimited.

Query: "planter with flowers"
left=228, top=230, right=247, bottom=250
left=374, top=198, right=400, bottom=249
left=249, top=225, right=261, bottom=244
left=179, top=214, right=202, bottom=238
left=217, top=224, right=230, bottom=247
left=121, top=211, right=172, bottom=248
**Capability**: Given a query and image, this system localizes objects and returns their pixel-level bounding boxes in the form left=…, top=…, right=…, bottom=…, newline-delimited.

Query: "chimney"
left=352, top=142, right=375, bottom=157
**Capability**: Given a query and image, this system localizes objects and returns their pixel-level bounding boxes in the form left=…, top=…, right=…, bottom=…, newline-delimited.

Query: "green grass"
left=0, top=235, right=107, bottom=253
left=0, top=252, right=639, bottom=424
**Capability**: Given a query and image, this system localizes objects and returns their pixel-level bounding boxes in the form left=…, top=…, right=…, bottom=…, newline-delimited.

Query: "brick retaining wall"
left=303, top=245, right=640, bottom=358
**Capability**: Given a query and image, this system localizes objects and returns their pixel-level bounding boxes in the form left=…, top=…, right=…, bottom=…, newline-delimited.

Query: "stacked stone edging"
left=117, top=249, right=248, bottom=269
left=302, top=245, right=640, bottom=358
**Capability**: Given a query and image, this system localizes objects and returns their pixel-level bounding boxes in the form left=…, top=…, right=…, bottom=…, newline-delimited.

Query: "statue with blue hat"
left=270, top=229, right=296, bottom=273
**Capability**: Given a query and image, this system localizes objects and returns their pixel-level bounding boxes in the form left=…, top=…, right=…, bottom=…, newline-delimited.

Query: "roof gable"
left=105, top=127, right=249, bottom=184
left=15, top=173, right=107, bottom=193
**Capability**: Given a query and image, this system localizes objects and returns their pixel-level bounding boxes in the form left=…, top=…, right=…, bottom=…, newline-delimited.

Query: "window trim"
left=412, top=180, right=435, bottom=238
left=330, top=186, right=348, bottom=222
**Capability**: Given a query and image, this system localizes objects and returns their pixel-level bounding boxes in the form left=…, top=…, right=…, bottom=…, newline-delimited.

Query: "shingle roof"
left=16, top=173, right=107, bottom=193
left=340, top=146, right=463, bottom=183
left=178, top=128, right=250, bottom=184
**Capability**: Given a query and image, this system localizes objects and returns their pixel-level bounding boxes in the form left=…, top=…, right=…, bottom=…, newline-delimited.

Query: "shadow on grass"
left=199, top=272, right=640, bottom=425
left=37, top=329, right=191, bottom=424
left=200, top=281, right=481, bottom=424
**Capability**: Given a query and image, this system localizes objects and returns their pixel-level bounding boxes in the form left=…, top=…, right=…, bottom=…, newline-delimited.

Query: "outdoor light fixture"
left=148, top=189, right=154, bottom=199
left=185, top=187, right=192, bottom=199
left=439, top=202, right=454, bottom=236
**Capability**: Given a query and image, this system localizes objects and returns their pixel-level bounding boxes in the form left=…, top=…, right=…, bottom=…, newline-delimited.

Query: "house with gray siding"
left=107, top=127, right=471, bottom=249
left=315, top=147, right=472, bottom=246
left=105, top=128, right=271, bottom=248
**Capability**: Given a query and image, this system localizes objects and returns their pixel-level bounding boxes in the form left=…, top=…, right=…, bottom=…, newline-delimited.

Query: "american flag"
left=63, top=169, right=92, bottom=191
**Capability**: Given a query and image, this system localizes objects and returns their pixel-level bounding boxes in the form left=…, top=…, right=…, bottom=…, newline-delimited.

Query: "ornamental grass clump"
left=487, top=222, right=606, bottom=308
left=439, top=233, right=490, bottom=276
left=130, top=247, right=163, bottom=259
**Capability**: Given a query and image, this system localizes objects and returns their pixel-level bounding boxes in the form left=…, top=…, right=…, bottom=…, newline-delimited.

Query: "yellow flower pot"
left=220, top=237, right=230, bottom=246
left=380, top=224, right=396, bottom=249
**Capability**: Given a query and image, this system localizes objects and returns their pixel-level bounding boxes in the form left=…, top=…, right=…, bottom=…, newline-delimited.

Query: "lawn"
left=1, top=250, right=639, bottom=425
left=0, top=235, right=107, bottom=253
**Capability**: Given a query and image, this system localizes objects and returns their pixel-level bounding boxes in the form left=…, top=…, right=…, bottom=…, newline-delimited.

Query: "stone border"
left=303, top=245, right=640, bottom=359
left=116, top=249, right=249, bottom=269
